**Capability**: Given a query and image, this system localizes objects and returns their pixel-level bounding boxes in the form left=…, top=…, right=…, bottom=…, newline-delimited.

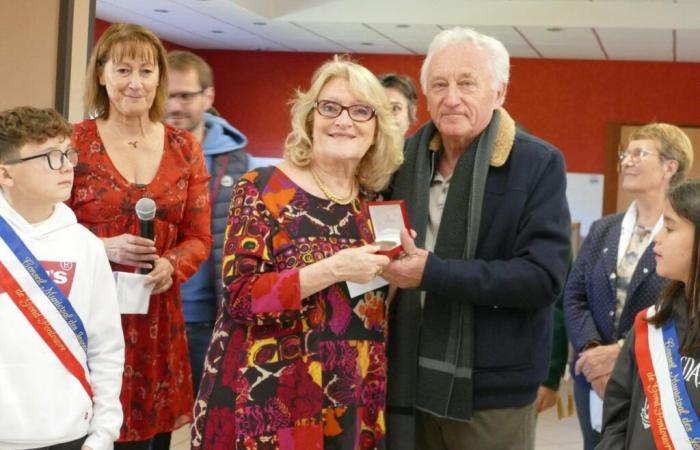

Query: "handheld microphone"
left=135, top=197, right=156, bottom=274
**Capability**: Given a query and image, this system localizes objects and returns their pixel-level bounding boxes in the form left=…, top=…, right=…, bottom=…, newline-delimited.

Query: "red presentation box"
left=367, top=200, right=411, bottom=258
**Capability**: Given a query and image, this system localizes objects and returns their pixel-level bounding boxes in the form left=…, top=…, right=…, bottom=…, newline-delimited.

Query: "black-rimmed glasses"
left=4, top=148, right=79, bottom=170
left=314, top=100, right=376, bottom=122
left=168, top=90, right=205, bottom=103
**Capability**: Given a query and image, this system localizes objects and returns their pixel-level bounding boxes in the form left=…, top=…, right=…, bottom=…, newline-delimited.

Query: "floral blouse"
left=192, top=166, right=389, bottom=450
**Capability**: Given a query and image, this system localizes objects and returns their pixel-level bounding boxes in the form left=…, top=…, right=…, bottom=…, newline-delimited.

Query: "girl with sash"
left=600, top=179, right=700, bottom=450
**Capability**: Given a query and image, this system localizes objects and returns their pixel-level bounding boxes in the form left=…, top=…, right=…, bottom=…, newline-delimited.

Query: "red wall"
left=95, top=20, right=700, bottom=173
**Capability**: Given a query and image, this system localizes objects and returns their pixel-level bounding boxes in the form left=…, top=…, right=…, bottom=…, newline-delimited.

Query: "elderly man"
left=165, top=50, right=248, bottom=394
left=382, top=27, right=571, bottom=450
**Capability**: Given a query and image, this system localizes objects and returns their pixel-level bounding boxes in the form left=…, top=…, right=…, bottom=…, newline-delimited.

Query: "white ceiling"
left=96, top=0, right=700, bottom=61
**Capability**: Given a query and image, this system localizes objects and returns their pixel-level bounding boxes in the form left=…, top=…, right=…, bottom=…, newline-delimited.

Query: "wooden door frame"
left=603, top=123, right=622, bottom=216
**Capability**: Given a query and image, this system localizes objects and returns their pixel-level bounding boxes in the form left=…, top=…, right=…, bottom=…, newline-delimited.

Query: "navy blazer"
left=563, top=213, right=667, bottom=385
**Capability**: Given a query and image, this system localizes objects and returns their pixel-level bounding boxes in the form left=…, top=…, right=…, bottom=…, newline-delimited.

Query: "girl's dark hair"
left=649, top=179, right=700, bottom=352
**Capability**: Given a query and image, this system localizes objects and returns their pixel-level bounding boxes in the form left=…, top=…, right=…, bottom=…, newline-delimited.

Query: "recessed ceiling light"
left=211, top=30, right=224, bottom=34
left=253, top=21, right=267, bottom=26
left=396, top=24, right=410, bottom=28
left=153, top=8, right=169, bottom=13
left=361, top=42, right=374, bottom=46
left=546, top=27, right=563, bottom=32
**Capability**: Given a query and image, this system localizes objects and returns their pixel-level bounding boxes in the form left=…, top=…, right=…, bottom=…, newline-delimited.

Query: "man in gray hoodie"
left=165, top=50, right=248, bottom=397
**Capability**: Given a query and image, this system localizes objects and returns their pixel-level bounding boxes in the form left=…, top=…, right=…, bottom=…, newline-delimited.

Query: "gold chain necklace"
left=310, top=168, right=357, bottom=205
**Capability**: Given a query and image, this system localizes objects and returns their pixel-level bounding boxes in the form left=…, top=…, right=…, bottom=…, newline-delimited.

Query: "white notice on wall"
left=566, top=173, right=604, bottom=237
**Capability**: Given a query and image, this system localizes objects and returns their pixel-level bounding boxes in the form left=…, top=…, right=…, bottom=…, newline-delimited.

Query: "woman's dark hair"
left=378, top=73, right=418, bottom=123
left=649, top=179, right=700, bottom=352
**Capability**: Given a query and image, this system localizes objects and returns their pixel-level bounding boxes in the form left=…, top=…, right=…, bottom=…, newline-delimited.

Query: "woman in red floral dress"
left=191, top=57, right=403, bottom=449
left=69, top=24, right=211, bottom=449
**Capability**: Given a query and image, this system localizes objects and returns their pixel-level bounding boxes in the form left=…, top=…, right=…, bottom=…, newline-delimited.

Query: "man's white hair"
left=420, top=27, right=510, bottom=106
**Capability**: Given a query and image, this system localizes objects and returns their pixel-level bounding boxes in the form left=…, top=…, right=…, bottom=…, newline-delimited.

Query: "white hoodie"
left=0, top=194, right=125, bottom=450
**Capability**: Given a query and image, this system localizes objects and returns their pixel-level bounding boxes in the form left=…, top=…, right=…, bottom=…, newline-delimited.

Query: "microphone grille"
left=135, top=197, right=156, bottom=221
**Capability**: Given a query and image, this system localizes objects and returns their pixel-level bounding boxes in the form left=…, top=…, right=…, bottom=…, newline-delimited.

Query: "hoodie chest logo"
left=0, top=260, right=76, bottom=296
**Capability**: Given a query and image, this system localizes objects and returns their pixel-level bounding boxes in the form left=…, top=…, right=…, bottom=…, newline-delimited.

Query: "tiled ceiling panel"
left=594, top=0, right=673, bottom=3
left=98, top=0, right=290, bottom=50
left=97, top=0, right=228, bottom=48
left=296, top=22, right=411, bottom=53
left=369, top=23, right=444, bottom=54
left=676, top=29, right=700, bottom=61
left=94, top=0, right=700, bottom=62
left=516, top=27, right=605, bottom=59
left=472, top=26, right=542, bottom=58
left=596, top=28, right=672, bottom=61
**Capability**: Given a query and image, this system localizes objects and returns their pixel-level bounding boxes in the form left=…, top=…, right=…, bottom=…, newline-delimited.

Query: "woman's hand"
left=146, top=257, right=175, bottom=295
left=328, top=245, right=390, bottom=284
left=102, top=234, right=157, bottom=269
left=575, top=343, right=620, bottom=383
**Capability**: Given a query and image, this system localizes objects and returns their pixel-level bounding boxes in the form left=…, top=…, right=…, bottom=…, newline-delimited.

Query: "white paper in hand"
left=346, top=276, right=389, bottom=298
left=590, top=389, right=604, bottom=432
left=113, top=271, right=154, bottom=314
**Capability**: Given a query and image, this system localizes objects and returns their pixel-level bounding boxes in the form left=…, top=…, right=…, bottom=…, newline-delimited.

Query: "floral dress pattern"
left=70, top=119, right=212, bottom=441
left=192, top=166, right=388, bottom=450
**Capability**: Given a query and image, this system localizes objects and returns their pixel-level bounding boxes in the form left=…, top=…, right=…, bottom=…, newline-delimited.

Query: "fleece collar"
left=428, top=107, right=516, bottom=167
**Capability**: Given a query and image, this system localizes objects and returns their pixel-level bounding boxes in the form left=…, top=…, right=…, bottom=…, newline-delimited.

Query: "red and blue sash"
left=0, top=215, right=88, bottom=351
left=635, top=306, right=700, bottom=450
left=0, top=263, right=92, bottom=397
left=0, top=215, right=92, bottom=397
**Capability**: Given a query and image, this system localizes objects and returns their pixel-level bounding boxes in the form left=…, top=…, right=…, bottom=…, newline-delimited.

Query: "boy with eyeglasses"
left=0, top=106, right=125, bottom=450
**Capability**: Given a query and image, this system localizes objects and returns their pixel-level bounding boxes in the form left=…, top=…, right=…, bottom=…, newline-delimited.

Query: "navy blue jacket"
left=417, top=130, right=572, bottom=409
left=563, top=213, right=666, bottom=386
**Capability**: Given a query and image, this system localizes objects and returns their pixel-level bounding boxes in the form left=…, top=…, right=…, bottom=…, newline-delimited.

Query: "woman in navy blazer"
left=564, top=123, right=693, bottom=450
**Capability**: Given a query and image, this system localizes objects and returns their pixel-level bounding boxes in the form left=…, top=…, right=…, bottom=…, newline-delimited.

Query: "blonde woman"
left=191, top=56, right=403, bottom=449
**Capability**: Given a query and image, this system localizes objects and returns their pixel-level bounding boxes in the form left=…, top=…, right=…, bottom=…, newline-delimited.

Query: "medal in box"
left=367, top=200, right=410, bottom=257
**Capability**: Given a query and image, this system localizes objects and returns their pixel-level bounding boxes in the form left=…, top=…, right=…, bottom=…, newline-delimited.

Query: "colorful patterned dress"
left=69, top=119, right=212, bottom=441
left=192, top=166, right=388, bottom=450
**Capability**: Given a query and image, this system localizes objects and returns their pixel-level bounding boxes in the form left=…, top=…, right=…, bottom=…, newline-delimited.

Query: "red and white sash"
left=634, top=306, right=700, bottom=450
left=0, top=263, right=92, bottom=397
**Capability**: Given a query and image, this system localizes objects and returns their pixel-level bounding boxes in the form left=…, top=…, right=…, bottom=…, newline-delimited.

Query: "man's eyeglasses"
left=4, top=148, right=79, bottom=170
left=168, top=90, right=204, bottom=103
left=618, top=147, right=663, bottom=164
left=314, top=100, right=376, bottom=122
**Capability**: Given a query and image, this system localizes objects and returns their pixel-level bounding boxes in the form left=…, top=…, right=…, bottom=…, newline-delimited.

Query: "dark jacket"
left=597, top=302, right=700, bottom=450
left=181, top=113, right=248, bottom=322
left=564, top=213, right=666, bottom=387
left=389, top=121, right=571, bottom=411
left=420, top=130, right=570, bottom=409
